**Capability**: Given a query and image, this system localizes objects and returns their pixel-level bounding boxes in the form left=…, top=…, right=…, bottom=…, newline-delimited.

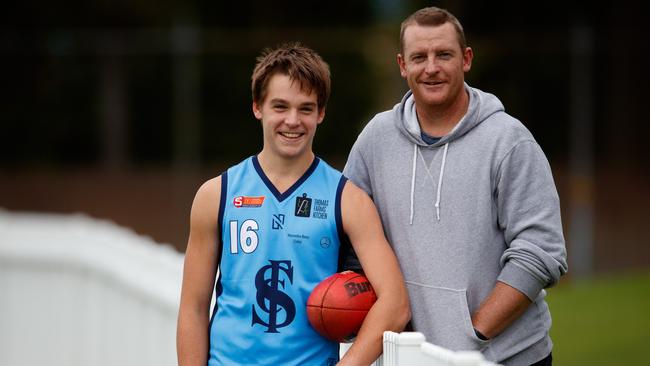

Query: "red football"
left=306, top=271, right=377, bottom=343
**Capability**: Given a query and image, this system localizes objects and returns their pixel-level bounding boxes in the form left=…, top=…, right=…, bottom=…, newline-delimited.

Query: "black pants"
left=530, top=353, right=552, bottom=366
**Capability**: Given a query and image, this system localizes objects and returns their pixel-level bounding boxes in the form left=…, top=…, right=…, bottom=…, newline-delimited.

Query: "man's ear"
left=463, top=47, right=473, bottom=73
left=317, top=108, right=326, bottom=124
left=397, top=53, right=407, bottom=78
left=252, top=102, right=262, bottom=120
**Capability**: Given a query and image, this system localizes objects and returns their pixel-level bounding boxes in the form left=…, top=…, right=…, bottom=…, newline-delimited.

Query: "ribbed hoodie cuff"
left=497, top=262, right=545, bottom=301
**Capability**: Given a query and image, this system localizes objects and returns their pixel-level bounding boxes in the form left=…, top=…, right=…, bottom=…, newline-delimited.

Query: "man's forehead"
left=402, top=24, right=460, bottom=53
left=266, top=74, right=316, bottom=98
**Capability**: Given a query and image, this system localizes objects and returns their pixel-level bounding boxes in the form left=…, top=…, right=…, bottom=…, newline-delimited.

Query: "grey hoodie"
left=343, top=85, right=568, bottom=365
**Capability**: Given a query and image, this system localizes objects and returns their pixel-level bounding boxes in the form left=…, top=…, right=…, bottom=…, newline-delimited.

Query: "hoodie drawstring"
left=435, top=143, right=449, bottom=220
left=409, top=142, right=449, bottom=224
left=409, top=144, right=417, bottom=225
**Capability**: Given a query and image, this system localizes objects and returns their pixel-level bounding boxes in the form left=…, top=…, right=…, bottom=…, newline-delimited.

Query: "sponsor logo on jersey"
left=288, top=233, right=309, bottom=244
left=251, top=260, right=295, bottom=333
left=312, top=198, right=329, bottom=219
left=295, top=193, right=312, bottom=217
left=272, top=214, right=285, bottom=230
left=233, top=195, right=265, bottom=208
left=320, top=236, right=331, bottom=248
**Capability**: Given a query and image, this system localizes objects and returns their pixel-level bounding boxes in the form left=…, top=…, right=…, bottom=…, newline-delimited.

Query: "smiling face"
left=253, top=73, right=324, bottom=162
left=397, top=22, right=473, bottom=111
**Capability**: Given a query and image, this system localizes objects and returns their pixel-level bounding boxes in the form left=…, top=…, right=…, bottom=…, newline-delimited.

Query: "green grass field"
left=546, top=272, right=650, bottom=365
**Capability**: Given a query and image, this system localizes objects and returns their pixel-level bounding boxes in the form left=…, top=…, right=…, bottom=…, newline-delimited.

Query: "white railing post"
left=378, top=331, right=501, bottom=366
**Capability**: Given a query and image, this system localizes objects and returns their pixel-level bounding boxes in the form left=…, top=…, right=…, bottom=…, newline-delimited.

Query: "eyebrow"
left=269, top=98, right=317, bottom=108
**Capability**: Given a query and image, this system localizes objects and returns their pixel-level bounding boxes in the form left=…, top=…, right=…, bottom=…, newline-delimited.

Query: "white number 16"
left=229, top=219, right=259, bottom=254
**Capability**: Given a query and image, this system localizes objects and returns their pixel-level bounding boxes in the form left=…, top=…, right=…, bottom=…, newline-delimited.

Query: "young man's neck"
left=415, top=89, right=469, bottom=137
left=257, top=150, right=315, bottom=192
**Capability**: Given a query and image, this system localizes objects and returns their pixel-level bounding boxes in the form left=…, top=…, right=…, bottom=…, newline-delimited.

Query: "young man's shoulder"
left=194, top=176, right=221, bottom=204
left=339, top=178, right=374, bottom=214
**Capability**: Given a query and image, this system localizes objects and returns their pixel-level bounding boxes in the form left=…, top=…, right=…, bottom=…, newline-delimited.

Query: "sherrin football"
left=306, top=271, right=377, bottom=343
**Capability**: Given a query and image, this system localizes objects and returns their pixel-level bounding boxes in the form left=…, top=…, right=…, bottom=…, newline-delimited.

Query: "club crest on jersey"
left=251, top=260, right=295, bottom=333
left=294, top=193, right=312, bottom=217
left=234, top=195, right=265, bottom=208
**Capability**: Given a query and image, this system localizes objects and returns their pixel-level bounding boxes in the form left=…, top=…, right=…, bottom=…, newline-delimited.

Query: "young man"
left=343, top=7, right=567, bottom=366
left=177, top=43, right=409, bottom=366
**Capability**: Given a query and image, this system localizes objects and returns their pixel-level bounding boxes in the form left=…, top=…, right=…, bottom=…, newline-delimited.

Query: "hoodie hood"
left=395, top=83, right=505, bottom=147
left=395, top=84, right=506, bottom=223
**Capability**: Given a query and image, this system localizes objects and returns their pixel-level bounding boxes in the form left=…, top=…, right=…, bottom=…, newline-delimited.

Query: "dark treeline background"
left=1, top=1, right=648, bottom=277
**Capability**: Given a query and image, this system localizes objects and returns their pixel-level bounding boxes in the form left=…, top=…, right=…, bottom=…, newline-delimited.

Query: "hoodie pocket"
left=405, top=281, right=490, bottom=352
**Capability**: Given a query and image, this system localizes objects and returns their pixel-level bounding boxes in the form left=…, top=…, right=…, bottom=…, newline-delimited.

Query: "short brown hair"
left=399, top=7, right=467, bottom=53
left=251, top=42, right=331, bottom=111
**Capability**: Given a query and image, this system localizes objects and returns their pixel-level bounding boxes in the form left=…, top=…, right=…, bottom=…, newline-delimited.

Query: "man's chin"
left=414, top=92, right=446, bottom=106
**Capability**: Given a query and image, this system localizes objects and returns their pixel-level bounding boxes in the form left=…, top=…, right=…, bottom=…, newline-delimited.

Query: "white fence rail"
left=377, top=332, right=499, bottom=366
left=0, top=210, right=184, bottom=366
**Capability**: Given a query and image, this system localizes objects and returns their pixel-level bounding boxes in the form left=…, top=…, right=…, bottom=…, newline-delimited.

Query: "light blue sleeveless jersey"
left=208, top=155, right=348, bottom=366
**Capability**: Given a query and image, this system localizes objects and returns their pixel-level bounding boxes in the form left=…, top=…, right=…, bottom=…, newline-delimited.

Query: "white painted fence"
left=0, top=209, right=184, bottom=366
left=377, top=332, right=499, bottom=366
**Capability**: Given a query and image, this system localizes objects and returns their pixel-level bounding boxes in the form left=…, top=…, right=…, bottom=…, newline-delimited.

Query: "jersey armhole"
left=335, top=176, right=357, bottom=271
left=210, top=171, right=228, bottom=330
left=216, top=171, right=228, bottom=242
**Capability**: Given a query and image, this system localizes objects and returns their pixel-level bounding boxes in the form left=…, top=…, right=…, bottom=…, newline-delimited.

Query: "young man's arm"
left=177, top=177, right=221, bottom=366
left=338, top=181, right=411, bottom=366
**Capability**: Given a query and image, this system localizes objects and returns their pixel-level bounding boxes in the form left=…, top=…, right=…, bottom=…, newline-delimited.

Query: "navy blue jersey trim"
left=335, top=176, right=354, bottom=271
left=209, top=171, right=228, bottom=331
left=335, top=176, right=347, bottom=242
left=208, top=279, right=223, bottom=329
left=252, top=155, right=320, bottom=202
left=217, top=171, right=228, bottom=241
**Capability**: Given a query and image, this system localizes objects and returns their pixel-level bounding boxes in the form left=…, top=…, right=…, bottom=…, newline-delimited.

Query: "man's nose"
left=285, top=109, right=300, bottom=126
left=424, top=56, right=439, bottom=74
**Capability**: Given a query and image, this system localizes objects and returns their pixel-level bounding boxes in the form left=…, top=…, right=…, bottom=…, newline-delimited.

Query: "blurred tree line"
left=1, top=1, right=648, bottom=170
